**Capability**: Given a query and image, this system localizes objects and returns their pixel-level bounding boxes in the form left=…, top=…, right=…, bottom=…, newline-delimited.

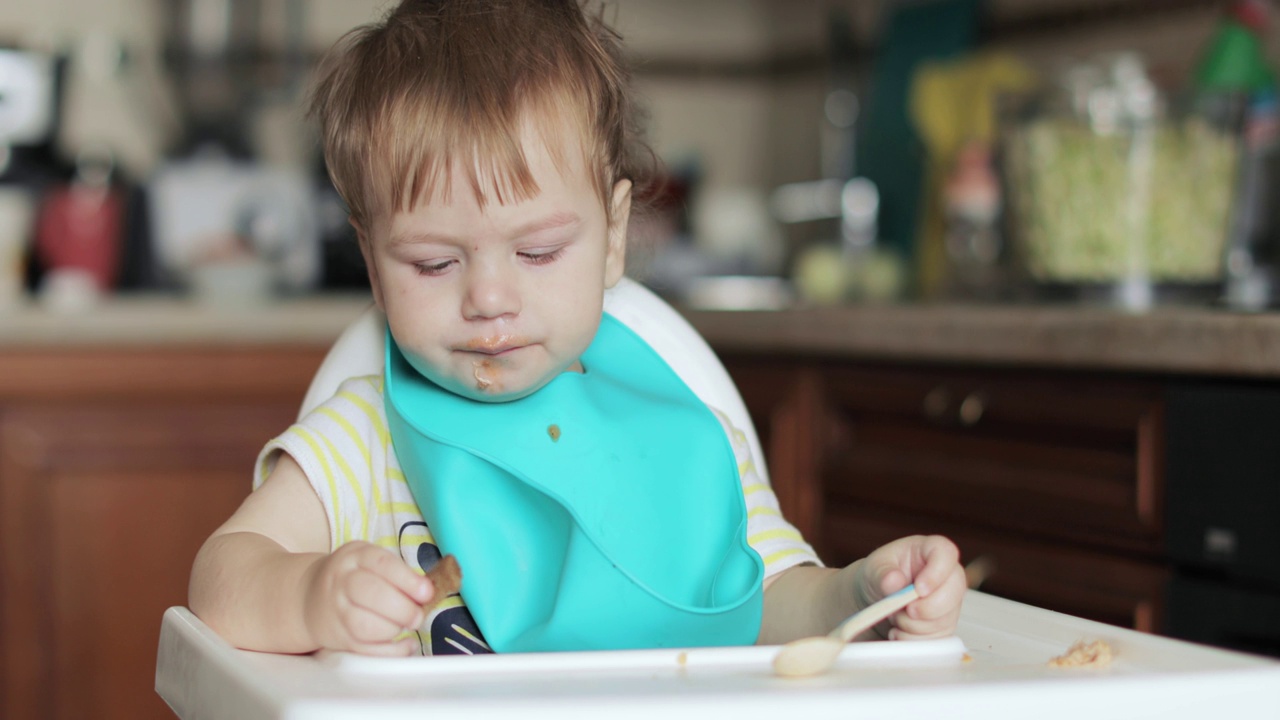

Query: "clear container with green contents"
left=1000, top=54, right=1243, bottom=309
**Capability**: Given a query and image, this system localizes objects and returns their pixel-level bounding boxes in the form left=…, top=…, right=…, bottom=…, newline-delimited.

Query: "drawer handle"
left=959, top=391, right=987, bottom=426
left=923, top=386, right=951, bottom=422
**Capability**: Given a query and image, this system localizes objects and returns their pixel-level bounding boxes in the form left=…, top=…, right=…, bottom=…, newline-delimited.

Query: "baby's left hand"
left=853, top=535, right=966, bottom=641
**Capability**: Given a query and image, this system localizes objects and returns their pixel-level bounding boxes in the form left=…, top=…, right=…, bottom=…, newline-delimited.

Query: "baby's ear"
left=605, top=179, right=632, bottom=288
left=350, top=217, right=386, bottom=311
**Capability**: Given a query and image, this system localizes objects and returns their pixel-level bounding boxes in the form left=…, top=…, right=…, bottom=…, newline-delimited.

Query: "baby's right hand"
left=302, top=540, right=433, bottom=656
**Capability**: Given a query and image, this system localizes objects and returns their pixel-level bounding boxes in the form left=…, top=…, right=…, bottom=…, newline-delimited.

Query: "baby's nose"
left=461, top=262, right=522, bottom=320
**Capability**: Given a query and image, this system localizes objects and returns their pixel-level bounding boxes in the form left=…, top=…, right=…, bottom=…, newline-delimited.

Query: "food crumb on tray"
left=1048, top=640, right=1113, bottom=668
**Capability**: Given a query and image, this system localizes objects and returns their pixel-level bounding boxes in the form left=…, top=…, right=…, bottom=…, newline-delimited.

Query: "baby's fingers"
left=345, top=570, right=427, bottom=632
left=345, top=635, right=420, bottom=657
left=356, top=545, right=432, bottom=604
left=340, top=603, right=414, bottom=645
left=893, top=564, right=966, bottom=640
left=911, top=535, right=960, bottom=597
left=888, top=612, right=960, bottom=641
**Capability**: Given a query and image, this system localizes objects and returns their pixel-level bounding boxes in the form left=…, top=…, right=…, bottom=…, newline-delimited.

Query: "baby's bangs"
left=368, top=82, right=604, bottom=216
left=529, top=84, right=614, bottom=205
left=376, top=94, right=538, bottom=214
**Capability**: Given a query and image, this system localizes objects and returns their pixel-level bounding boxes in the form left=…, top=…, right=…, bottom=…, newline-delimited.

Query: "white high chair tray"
left=156, top=591, right=1280, bottom=720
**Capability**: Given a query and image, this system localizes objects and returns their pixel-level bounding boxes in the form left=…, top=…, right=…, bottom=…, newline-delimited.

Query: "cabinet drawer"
left=820, top=365, right=1164, bottom=554
left=822, top=507, right=1169, bottom=632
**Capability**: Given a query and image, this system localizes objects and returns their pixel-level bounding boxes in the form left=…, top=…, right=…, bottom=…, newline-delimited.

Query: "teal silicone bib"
left=384, top=313, right=764, bottom=653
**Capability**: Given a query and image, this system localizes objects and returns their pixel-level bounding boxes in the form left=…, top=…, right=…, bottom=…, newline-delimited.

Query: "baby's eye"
left=414, top=259, right=455, bottom=276
left=519, top=248, right=565, bottom=266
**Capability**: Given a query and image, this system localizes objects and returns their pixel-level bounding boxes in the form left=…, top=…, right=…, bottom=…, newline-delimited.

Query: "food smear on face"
left=473, top=360, right=495, bottom=391
left=1048, top=639, right=1113, bottom=668
left=547, top=424, right=561, bottom=442
left=462, top=335, right=527, bottom=393
left=461, top=334, right=524, bottom=354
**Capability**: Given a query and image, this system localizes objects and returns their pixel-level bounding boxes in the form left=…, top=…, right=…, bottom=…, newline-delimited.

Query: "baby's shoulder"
left=302, top=374, right=387, bottom=423
left=333, top=374, right=385, bottom=398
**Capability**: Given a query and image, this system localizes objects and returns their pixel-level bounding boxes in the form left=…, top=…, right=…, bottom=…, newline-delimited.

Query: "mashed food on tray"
left=1048, top=639, right=1114, bottom=668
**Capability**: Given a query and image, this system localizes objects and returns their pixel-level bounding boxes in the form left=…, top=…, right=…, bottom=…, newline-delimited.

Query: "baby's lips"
left=459, top=334, right=527, bottom=354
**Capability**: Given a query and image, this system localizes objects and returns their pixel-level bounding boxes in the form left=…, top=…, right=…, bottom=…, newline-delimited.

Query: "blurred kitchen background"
left=1, top=0, right=1275, bottom=311
left=7, top=2, right=1280, bottom=720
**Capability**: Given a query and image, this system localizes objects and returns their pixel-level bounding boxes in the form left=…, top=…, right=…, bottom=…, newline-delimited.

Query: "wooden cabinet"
left=722, top=355, right=1172, bottom=633
left=720, top=358, right=825, bottom=541
left=0, top=345, right=328, bottom=720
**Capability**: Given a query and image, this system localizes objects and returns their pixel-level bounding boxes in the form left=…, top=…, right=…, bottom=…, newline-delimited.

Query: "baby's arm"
left=188, top=453, right=432, bottom=655
left=759, top=535, right=966, bottom=644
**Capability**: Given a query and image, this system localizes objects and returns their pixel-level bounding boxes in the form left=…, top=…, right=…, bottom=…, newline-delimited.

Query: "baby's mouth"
left=459, top=335, right=528, bottom=356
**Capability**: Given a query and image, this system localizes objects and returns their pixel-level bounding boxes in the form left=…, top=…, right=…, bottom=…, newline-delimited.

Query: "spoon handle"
left=831, top=584, right=919, bottom=643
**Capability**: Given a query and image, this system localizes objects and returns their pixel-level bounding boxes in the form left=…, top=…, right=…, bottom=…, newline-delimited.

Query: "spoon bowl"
left=771, top=635, right=847, bottom=678
left=772, top=584, right=919, bottom=678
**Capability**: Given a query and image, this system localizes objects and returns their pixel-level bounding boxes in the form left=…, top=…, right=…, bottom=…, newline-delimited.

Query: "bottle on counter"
left=1196, top=0, right=1275, bottom=94
left=1198, top=0, right=1280, bottom=309
left=1222, top=91, right=1280, bottom=310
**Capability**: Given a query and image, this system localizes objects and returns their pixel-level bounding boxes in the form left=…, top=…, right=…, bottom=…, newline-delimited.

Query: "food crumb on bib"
left=548, top=424, right=561, bottom=442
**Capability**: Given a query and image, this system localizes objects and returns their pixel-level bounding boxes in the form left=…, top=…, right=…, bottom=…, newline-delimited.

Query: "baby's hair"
left=308, top=0, right=659, bottom=230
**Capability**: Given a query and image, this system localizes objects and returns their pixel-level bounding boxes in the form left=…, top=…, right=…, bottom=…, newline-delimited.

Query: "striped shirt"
left=254, top=375, right=820, bottom=656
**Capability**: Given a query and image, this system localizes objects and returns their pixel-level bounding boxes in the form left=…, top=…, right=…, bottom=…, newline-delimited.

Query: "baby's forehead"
left=384, top=117, right=601, bottom=215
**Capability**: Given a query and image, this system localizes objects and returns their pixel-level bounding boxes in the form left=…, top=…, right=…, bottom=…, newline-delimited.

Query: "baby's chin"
left=455, top=381, right=544, bottom=403
left=410, top=359, right=559, bottom=403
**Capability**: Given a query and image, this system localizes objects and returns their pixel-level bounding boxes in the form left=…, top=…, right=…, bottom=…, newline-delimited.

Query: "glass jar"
left=1000, top=54, right=1243, bottom=309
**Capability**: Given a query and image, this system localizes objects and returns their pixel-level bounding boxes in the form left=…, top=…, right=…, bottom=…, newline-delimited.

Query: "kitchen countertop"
left=682, top=303, right=1280, bottom=380
left=0, top=293, right=375, bottom=346
left=5, top=293, right=1280, bottom=379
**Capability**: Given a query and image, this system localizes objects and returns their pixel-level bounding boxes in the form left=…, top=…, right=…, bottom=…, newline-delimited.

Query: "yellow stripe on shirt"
left=396, top=531, right=435, bottom=546
left=337, top=386, right=390, bottom=451
left=749, top=527, right=806, bottom=545
left=290, top=426, right=358, bottom=546
left=761, top=547, right=812, bottom=568
left=379, top=501, right=422, bottom=515
left=318, top=405, right=381, bottom=511
left=314, top=428, right=373, bottom=540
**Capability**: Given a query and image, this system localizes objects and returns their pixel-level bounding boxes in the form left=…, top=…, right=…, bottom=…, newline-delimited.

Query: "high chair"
left=298, top=276, right=771, bottom=482
left=156, top=278, right=1280, bottom=718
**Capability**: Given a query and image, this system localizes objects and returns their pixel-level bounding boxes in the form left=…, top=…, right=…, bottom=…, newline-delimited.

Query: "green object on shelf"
left=857, top=0, right=980, bottom=276
left=1195, top=9, right=1275, bottom=92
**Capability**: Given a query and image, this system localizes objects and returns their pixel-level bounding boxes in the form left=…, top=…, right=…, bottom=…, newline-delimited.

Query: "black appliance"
left=1165, top=382, right=1280, bottom=658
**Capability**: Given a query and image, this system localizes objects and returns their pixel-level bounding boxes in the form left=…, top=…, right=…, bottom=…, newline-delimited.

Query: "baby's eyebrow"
left=389, top=211, right=582, bottom=248
left=510, top=211, right=582, bottom=238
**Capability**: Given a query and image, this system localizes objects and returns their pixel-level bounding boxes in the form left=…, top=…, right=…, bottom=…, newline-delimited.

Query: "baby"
left=189, top=0, right=966, bottom=656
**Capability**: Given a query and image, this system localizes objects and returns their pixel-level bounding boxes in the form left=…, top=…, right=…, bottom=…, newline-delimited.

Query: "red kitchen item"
left=35, top=182, right=126, bottom=291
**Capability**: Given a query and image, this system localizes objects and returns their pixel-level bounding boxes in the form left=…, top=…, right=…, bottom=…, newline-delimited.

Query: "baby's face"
left=359, top=125, right=631, bottom=401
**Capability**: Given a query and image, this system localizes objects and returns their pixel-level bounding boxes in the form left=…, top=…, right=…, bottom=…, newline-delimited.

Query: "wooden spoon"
left=772, top=584, right=919, bottom=678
